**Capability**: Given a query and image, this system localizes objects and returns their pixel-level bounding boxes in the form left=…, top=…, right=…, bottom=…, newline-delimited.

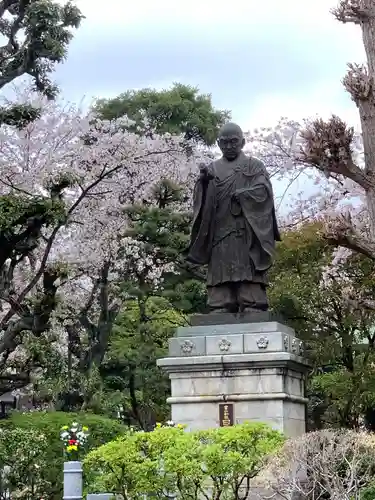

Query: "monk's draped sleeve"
left=186, top=171, right=217, bottom=265
left=235, top=158, right=281, bottom=272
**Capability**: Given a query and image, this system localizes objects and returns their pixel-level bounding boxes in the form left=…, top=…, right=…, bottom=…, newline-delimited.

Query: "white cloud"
left=243, top=79, right=361, bottom=129
left=67, top=0, right=365, bottom=137
left=76, top=0, right=343, bottom=30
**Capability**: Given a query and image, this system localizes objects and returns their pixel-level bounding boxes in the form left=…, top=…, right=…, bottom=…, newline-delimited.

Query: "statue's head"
left=217, top=122, right=245, bottom=161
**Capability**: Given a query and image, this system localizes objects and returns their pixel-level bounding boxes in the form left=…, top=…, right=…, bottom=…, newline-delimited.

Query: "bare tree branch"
left=300, top=115, right=373, bottom=190
left=331, top=0, right=371, bottom=24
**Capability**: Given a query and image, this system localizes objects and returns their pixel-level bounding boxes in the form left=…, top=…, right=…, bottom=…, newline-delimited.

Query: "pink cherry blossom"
left=0, top=84, right=205, bottom=371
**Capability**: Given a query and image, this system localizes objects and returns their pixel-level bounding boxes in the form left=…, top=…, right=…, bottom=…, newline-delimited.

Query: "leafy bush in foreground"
left=84, top=422, right=284, bottom=500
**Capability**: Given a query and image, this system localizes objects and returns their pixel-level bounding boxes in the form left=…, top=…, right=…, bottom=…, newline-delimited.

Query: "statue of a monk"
left=186, top=122, right=281, bottom=313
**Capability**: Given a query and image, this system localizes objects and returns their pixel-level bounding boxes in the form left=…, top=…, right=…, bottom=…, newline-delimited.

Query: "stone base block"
left=158, top=352, right=308, bottom=435
left=158, top=321, right=310, bottom=437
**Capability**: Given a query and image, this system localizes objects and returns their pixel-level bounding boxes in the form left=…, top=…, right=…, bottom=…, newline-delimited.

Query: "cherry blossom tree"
left=245, top=1, right=375, bottom=315
left=250, top=2, right=375, bottom=243
left=245, top=2, right=375, bottom=425
left=0, top=0, right=83, bottom=393
left=0, top=86, right=199, bottom=394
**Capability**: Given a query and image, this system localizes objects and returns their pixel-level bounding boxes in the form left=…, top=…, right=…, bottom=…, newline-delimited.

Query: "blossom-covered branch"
left=0, top=85, right=202, bottom=388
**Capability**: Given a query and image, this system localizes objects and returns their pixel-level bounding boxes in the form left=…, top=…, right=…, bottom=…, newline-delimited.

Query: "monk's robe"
left=187, top=152, right=280, bottom=311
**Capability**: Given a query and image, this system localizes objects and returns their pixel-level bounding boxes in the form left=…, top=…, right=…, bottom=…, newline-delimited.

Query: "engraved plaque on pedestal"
left=219, top=403, right=234, bottom=427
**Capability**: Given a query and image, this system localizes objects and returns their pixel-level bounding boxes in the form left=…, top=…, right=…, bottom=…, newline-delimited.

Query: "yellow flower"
left=156, top=423, right=162, bottom=428
left=176, top=424, right=185, bottom=429
left=82, top=426, right=88, bottom=432
left=62, top=426, right=69, bottom=430
left=67, top=445, right=78, bottom=452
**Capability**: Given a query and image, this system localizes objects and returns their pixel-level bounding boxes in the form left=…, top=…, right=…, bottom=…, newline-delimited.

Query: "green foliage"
left=101, top=298, right=187, bottom=429
left=307, top=251, right=375, bottom=429
left=1, top=410, right=127, bottom=448
left=93, top=178, right=206, bottom=424
left=93, top=83, right=230, bottom=146
left=125, top=199, right=191, bottom=269
left=0, top=0, right=84, bottom=105
left=311, top=356, right=375, bottom=428
left=0, top=411, right=127, bottom=499
left=84, top=422, right=285, bottom=500
left=269, top=222, right=332, bottom=337
left=0, top=428, right=51, bottom=499
left=0, top=104, right=41, bottom=128
left=0, top=194, right=66, bottom=231
left=124, top=181, right=206, bottom=314
left=269, top=222, right=375, bottom=429
left=163, top=279, right=207, bottom=314
left=361, top=482, right=375, bottom=500
left=87, top=175, right=204, bottom=424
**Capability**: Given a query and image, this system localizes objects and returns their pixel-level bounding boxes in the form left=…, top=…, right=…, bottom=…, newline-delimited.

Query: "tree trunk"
left=359, top=6, right=375, bottom=238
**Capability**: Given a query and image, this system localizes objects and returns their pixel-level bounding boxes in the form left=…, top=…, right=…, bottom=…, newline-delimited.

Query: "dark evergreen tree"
left=93, top=82, right=230, bottom=146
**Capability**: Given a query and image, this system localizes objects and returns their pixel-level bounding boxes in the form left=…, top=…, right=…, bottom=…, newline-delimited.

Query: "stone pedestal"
left=157, top=317, right=310, bottom=437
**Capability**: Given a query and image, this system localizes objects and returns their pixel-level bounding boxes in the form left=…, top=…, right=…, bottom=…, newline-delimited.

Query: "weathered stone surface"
left=158, top=321, right=310, bottom=439
left=170, top=398, right=307, bottom=436
left=176, top=321, right=295, bottom=338
left=170, top=325, right=304, bottom=359
left=205, top=334, right=243, bottom=355
left=168, top=336, right=206, bottom=357
left=244, top=331, right=289, bottom=353
left=190, top=311, right=285, bottom=326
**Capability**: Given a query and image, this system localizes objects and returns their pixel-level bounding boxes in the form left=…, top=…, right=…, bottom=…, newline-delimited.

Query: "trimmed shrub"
left=84, top=422, right=285, bottom=499
left=0, top=411, right=127, bottom=499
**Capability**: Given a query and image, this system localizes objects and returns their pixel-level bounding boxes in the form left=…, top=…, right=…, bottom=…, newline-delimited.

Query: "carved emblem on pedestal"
left=284, top=335, right=289, bottom=351
left=299, top=340, right=304, bottom=355
left=218, top=338, right=231, bottom=352
left=256, top=336, right=269, bottom=349
left=291, top=338, right=298, bottom=354
left=180, top=340, right=194, bottom=354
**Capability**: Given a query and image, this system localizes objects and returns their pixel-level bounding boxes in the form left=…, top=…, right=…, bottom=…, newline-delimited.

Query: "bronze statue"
left=187, top=122, right=280, bottom=313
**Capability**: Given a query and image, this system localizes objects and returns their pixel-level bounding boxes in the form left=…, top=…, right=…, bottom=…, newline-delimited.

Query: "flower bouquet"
left=60, top=422, right=89, bottom=461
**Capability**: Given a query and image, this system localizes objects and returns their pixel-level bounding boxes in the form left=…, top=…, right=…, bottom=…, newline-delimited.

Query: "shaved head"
left=217, top=122, right=245, bottom=161
left=218, top=122, right=244, bottom=139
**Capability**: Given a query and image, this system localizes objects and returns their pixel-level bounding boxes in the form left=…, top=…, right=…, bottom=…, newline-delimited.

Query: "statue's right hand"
left=199, top=163, right=214, bottom=181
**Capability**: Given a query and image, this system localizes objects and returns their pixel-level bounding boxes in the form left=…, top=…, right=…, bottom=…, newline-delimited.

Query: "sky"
left=54, top=0, right=364, bottom=130
left=49, top=0, right=366, bottom=206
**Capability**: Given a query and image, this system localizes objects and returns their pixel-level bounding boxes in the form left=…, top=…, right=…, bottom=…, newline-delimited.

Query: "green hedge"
left=0, top=411, right=127, bottom=499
